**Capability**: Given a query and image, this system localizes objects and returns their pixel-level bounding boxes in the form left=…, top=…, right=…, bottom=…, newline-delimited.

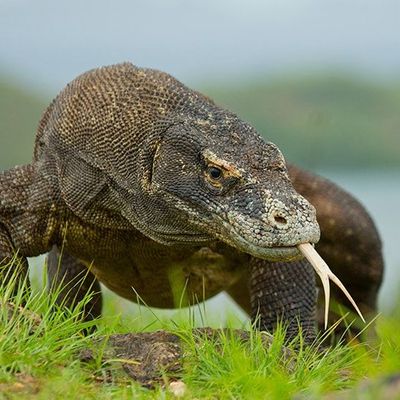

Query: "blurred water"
left=28, top=169, right=400, bottom=321
left=317, top=169, right=400, bottom=311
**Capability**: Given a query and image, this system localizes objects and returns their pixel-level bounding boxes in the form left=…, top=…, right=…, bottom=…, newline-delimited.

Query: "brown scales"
left=0, top=62, right=384, bottom=341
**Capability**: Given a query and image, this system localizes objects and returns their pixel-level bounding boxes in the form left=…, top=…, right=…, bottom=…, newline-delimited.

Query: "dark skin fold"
left=0, top=63, right=383, bottom=341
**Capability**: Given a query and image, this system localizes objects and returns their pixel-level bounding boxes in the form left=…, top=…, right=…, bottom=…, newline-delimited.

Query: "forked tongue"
left=297, top=243, right=365, bottom=329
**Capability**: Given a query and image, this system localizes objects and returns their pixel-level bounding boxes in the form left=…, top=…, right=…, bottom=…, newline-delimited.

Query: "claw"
left=297, top=242, right=365, bottom=329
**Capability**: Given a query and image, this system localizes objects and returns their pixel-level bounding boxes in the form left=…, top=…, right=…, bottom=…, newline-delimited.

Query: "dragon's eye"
left=207, top=166, right=223, bottom=180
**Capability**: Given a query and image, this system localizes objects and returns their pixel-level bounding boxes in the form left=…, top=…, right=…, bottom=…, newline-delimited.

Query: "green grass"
left=1, top=262, right=400, bottom=399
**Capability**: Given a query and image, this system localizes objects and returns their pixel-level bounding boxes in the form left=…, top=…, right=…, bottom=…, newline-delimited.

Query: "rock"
left=168, top=380, right=187, bottom=397
left=79, top=328, right=286, bottom=388
left=79, top=331, right=183, bottom=388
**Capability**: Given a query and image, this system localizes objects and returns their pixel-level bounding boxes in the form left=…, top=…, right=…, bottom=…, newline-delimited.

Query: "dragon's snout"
left=261, top=189, right=320, bottom=243
left=222, top=187, right=320, bottom=261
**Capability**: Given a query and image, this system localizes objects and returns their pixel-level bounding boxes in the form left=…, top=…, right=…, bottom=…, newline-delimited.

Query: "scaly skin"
left=0, top=63, right=383, bottom=340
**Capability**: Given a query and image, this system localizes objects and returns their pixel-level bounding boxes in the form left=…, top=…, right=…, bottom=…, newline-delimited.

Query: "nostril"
left=274, top=215, right=287, bottom=226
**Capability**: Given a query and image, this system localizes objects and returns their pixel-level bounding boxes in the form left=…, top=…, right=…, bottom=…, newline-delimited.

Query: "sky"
left=0, top=0, right=399, bottom=93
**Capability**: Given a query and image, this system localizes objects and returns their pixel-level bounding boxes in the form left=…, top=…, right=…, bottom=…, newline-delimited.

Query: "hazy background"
left=0, top=0, right=399, bottom=315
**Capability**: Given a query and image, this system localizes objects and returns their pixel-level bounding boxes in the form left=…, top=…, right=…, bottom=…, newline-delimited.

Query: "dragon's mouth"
left=216, top=225, right=304, bottom=262
left=236, top=241, right=303, bottom=262
left=216, top=217, right=315, bottom=261
left=257, top=245, right=302, bottom=261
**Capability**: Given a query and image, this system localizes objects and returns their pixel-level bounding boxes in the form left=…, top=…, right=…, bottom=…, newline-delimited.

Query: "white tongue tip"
left=297, top=243, right=366, bottom=330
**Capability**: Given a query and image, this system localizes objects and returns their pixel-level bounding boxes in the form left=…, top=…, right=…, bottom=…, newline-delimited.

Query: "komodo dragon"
left=0, top=62, right=383, bottom=340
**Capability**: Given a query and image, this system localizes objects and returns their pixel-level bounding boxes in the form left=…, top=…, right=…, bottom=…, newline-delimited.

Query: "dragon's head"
left=145, top=114, right=320, bottom=261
